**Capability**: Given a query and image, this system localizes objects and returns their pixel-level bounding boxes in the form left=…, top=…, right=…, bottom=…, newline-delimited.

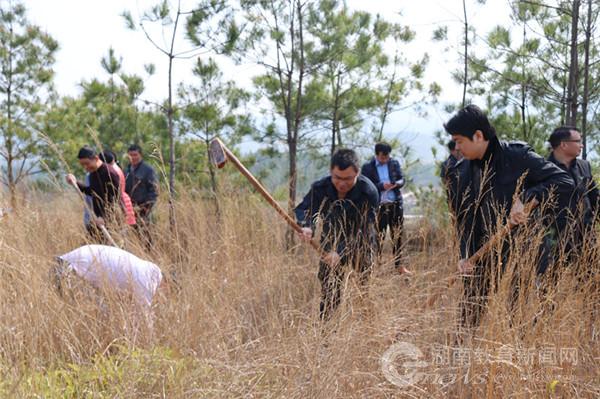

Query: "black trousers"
left=461, top=245, right=525, bottom=330
left=133, top=208, right=154, bottom=249
left=318, top=250, right=373, bottom=320
left=460, top=241, right=508, bottom=329
left=376, top=201, right=404, bottom=268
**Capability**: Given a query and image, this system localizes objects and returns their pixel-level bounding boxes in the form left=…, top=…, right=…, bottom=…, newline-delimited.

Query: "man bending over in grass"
left=50, top=245, right=166, bottom=328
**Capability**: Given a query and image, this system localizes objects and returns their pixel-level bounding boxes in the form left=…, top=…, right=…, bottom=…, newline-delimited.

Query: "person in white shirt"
left=361, top=142, right=411, bottom=275
left=52, top=245, right=164, bottom=309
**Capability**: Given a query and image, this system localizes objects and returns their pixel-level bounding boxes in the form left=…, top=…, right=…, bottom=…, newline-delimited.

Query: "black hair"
left=128, top=144, right=143, bottom=154
left=447, top=140, right=456, bottom=151
left=330, top=148, right=360, bottom=172
left=443, top=104, right=496, bottom=140
left=374, top=142, right=392, bottom=155
left=549, top=125, right=579, bottom=149
left=77, top=146, right=97, bottom=159
left=99, top=150, right=115, bottom=164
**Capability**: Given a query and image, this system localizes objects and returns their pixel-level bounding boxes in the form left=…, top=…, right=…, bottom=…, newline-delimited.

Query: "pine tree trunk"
left=566, top=0, right=580, bottom=125
left=581, top=0, right=592, bottom=159
left=462, top=0, right=468, bottom=108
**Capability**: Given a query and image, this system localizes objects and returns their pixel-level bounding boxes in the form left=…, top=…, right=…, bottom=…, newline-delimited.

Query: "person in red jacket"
left=100, top=151, right=137, bottom=227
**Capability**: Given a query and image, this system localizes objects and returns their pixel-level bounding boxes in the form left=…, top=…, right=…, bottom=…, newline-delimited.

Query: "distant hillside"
left=249, top=151, right=440, bottom=199
left=406, top=162, right=441, bottom=188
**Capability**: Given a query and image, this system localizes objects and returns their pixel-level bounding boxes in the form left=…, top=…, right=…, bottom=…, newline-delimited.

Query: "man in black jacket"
left=361, top=142, right=410, bottom=274
left=66, top=146, right=122, bottom=242
left=125, top=144, right=158, bottom=220
left=444, top=105, right=575, bottom=329
left=547, top=126, right=599, bottom=256
left=295, top=149, right=379, bottom=320
left=125, top=144, right=158, bottom=247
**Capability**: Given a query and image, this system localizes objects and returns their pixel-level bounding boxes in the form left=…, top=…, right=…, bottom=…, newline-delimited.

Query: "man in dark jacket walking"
left=444, top=105, right=575, bottom=329
left=547, top=126, right=599, bottom=258
left=125, top=144, right=158, bottom=246
left=295, top=149, right=379, bottom=320
left=361, top=142, right=410, bottom=274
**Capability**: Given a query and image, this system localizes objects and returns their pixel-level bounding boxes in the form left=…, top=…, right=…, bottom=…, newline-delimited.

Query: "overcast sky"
left=25, top=0, right=511, bottom=162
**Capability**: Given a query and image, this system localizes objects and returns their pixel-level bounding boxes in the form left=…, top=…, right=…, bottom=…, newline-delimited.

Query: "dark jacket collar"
left=129, top=160, right=145, bottom=171
left=548, top=151, right=576, bottom=171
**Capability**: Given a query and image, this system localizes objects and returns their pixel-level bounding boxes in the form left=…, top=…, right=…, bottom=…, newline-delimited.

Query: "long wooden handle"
left=69, top=180, right=119, bottom=248
left=220, top=145, right=325, bottom=256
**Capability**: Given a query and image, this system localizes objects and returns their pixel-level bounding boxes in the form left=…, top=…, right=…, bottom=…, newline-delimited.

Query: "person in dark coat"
left=547, top=126, right=599, bottom=265
left=361, top=142, right=410, bottom=274
left=66, top=146, right=122, bottom=243
left=295, top=149, right=379, bottom=320
left=125, top=144, right=159, bottom=247
left=444, top=105, right=575, bottom=329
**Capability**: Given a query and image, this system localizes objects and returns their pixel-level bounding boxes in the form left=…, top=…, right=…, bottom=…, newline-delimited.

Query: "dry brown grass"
left=0, top=189, right=598, bottom=398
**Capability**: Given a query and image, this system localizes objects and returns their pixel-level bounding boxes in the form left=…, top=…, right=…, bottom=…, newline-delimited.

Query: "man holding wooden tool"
left=66, top=146, right=122, bottom=243
left=295, top=149, right=379, bottom=320
left=444, top=105, right=575, bottom=329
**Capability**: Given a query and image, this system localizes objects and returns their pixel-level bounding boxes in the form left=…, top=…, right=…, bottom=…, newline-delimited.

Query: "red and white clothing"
left=109, top=164, right=136, bottom=226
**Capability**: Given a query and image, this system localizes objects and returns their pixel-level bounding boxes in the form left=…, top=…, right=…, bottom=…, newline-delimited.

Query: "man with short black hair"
left=66, top=146, right=122, bottom=242
left=547, top=126, right=599, bottom=252
left=444, top=105, right=575, bottom=328
left=361, top=142, right=410, bottom=274
left=295, top=149, right=379, bottom=319
left=125, top=144, right=158, bottom=246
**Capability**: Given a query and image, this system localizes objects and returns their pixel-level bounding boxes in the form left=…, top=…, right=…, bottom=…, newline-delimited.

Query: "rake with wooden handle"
left=209, top=138, right=325, bottom=257
left=426, top=200, right=537, bottom=308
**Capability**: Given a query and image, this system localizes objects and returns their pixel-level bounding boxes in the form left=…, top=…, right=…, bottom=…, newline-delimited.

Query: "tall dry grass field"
left=0, top=190, right=598, bottom=398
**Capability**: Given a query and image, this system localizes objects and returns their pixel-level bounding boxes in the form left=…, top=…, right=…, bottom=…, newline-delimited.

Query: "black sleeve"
left=583, top=161, right=600, bottom=221
left=365, top=183, right=379, bottom=226
left=589, top=181, right=600, bottom=221
left=522, top=149, right=575, bottom=204
left=360, top=163, right=369, bottom=177
left=104, top=168, right=121, bottom=207
left=294, top=184, right=319, bottom=230
left=124, top=166, right=133, bottom=196
left=145, top=166, right=159, bottom=205
left=440, top=160, right=448, bottom=180
left=77, top=181, right=92, bottom=195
